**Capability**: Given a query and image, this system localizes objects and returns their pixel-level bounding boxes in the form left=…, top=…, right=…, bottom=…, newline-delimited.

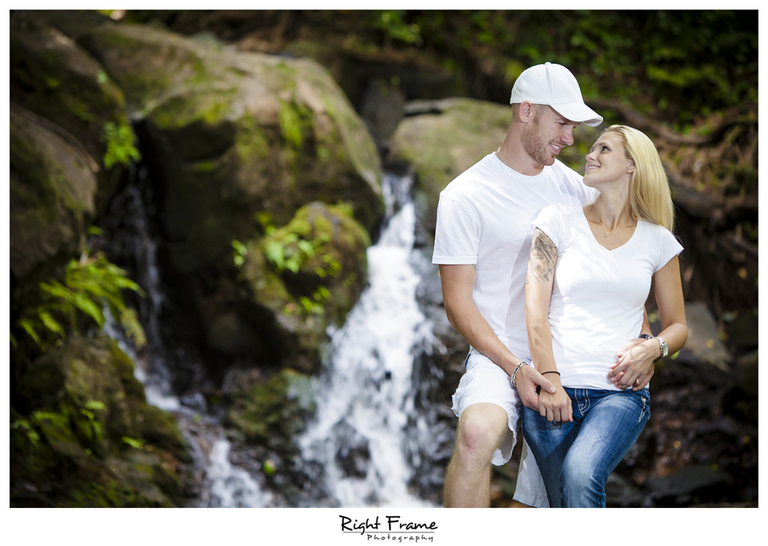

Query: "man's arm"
left=438, top=264, right=554, bottom=408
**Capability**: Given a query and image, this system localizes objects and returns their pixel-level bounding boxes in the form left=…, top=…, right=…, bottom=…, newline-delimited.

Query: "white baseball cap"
left=509, top=62, right=603, bottom=127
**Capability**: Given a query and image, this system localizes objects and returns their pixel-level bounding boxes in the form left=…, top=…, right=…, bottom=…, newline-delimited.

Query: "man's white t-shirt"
left=432, top=152, right=598, bottom=361
left=532, top=204, right=683, bottom=390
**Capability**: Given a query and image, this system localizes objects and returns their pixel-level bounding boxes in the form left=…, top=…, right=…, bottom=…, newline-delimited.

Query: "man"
left=433, top=62, right=652, bottom=507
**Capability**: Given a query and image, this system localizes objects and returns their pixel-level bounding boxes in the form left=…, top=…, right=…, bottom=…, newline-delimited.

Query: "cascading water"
left=103, top=165, right=443, bottom=507
left=298, top=173, right=439, bottom=507
left=99, top=164, right=272, bottom=508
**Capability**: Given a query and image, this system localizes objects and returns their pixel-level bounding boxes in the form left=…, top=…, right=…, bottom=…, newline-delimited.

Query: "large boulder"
left=11, top=334, right=193, bottom=507
left=9, top=109, right=97, bottom=298
left=235, top=201, right=371, bottom=372
left=73, top=20, right=384, bottom=274
left=10, top=12, right=134, bottom=217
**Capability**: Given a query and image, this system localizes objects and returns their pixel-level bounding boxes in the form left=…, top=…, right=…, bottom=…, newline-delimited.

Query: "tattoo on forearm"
left=528, top=229, right=557, bottom=283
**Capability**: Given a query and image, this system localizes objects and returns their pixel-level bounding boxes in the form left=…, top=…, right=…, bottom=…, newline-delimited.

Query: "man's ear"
left=518, top=101, right=534, bottom=122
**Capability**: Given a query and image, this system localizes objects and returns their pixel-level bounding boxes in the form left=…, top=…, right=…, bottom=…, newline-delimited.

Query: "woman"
left=522, top=125, right=688, bottom=508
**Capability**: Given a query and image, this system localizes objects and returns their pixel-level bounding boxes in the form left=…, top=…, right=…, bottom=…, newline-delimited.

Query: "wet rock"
left=642, top=464, right=734, bottom=507
left=606, top=472, right=645, bottom=507
left=332, top=420, right=371, bottom=479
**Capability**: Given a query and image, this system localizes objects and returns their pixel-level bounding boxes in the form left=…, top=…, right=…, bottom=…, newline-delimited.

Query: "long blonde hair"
left=604, top=125, right=675, bottom=232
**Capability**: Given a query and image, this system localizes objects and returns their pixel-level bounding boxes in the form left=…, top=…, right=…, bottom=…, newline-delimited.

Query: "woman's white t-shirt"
left=532, top=204, right=683, bottom=390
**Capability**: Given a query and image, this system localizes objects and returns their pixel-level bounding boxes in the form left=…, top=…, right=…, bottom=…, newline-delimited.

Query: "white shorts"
left=451, top=348, right=549, bottom=507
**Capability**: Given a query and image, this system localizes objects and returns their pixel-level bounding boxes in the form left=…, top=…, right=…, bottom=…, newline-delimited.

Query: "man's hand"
left=609, top=338, right=656, bottom=390
left=515, top=366, right=555, bottom=410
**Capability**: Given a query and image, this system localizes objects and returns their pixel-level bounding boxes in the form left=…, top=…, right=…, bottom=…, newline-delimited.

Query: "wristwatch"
left=655, top=336, right=669, bottom=361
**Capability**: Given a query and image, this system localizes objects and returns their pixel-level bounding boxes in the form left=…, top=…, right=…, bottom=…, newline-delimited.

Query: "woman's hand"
left=537, top=378, right=573, bottom=423
left=609, top=339, right=657, bottom=390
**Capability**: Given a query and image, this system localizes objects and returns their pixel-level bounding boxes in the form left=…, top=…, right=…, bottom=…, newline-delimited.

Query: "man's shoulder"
left=440, top=153, right=495, bottom=195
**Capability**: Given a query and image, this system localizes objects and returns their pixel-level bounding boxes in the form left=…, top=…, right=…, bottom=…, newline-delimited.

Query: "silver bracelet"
left=510, top=361, right=526, bottom=389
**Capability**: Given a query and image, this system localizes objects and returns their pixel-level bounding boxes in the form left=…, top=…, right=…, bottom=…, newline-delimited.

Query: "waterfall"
left=101, top=164, right=272, bottom=508
left=298, top=173, right=438, bottom=507
left=103, top=165, right=440, bottom=507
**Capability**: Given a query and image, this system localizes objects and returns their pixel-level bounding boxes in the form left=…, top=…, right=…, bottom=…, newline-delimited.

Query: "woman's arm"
left=612, top=256, right=688, bottom=386
left=525, top=228, right=572, bottom=423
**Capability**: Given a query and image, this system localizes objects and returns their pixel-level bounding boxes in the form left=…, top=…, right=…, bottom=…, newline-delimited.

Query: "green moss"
left=226, top=368, right=311, bottom=444
left=150, top=89, right=237, bottom=130
left=10, top=115, right=60, bottom=224
left=134, top=404, right=189, bottom=462
left=234, top=116, right=271, bottom=162
left=278, top=100, right=304, bottom=149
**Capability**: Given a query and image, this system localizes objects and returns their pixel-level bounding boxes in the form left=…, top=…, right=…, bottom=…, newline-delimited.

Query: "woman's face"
left=583, top=131, right=634, bottom=187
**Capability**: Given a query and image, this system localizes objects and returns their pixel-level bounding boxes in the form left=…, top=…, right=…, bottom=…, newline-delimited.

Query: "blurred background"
left=9, top=10, right=757, bottom=508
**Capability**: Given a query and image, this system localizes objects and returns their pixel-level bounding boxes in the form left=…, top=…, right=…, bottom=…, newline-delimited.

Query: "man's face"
left=521, top=106, right=578, bottom=168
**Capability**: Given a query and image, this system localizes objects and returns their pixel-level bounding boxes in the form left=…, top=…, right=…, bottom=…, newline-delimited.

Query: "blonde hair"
left=604, top=125, right=675, bottom=232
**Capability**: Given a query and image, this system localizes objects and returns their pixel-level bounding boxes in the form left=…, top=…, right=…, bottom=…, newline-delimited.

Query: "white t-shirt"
left=532, top=204, right=683, bottom=390
left=432, top=153, right=597, bottom=360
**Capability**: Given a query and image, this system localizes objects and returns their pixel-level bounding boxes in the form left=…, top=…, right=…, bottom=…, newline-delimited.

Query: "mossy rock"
left=9, top=109, right=97, bottom=290
left=10, top=12, right=133, bottom=216
left=237, top=201, right=369, bottom=372
left=225, top=368, right=313, bottom=458
left=71, top=18, right=384, bottom=274
left=11, top=334, right=191, bottom=507
left=134, top=404, right=190, bottom=463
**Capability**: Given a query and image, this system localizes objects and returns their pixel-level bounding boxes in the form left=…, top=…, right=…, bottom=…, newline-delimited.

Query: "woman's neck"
left=590, top=194, right=634, bottom=232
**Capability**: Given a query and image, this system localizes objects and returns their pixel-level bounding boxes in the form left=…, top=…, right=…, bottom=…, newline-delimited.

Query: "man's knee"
left=455, top=404, right=509, bottom=462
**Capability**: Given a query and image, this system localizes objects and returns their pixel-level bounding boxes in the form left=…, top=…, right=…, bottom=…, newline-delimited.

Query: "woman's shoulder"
left=638, top=220, right=684, bottom=248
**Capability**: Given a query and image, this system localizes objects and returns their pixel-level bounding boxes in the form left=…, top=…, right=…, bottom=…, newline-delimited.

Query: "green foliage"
left=359, top=10, right=755, bottom=131
left=122, top=436, right=145, bottom=449
left=372, top=10, right=423, bottom=46
left=11, top=418, right=41, bottom=449
left=77, top=400, right=106, bottom=443
left=231, top=239, right=248, bottom=268
left=12, top=251, right=147, bottom=352
left=102, top=121, right=141, bottom=170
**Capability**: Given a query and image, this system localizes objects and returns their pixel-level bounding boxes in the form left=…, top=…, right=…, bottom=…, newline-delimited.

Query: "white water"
left=207, top=440, right=274, bottom=507
left=299, top=173, right=437, bottom=507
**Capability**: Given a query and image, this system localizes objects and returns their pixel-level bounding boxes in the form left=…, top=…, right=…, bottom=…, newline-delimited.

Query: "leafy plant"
left=11, top=418, right=40, bottom=449
left=102, top=121, right=141, bottom=170
left=77, top=400, right=106, bottom=443
left=12, top=250, right=147, bottom=352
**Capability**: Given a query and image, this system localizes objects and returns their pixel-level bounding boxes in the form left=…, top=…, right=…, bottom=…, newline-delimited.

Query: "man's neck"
left=496, top=132, right=547, bottom=176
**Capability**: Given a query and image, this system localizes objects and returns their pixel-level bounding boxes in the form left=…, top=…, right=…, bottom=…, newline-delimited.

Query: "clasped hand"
left=608, top=337, right=656, bottom=390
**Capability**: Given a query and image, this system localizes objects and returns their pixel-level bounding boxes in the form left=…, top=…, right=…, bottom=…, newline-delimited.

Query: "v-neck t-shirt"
left=532, top=204, right=683, bottom=390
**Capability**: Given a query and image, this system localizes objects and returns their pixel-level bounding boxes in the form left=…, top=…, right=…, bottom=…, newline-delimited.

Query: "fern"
left=13, top=250, right=147, bottom=351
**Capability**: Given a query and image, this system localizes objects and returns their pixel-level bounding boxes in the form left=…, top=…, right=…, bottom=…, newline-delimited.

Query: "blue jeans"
left=522, top=387, right=650, bottom=507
